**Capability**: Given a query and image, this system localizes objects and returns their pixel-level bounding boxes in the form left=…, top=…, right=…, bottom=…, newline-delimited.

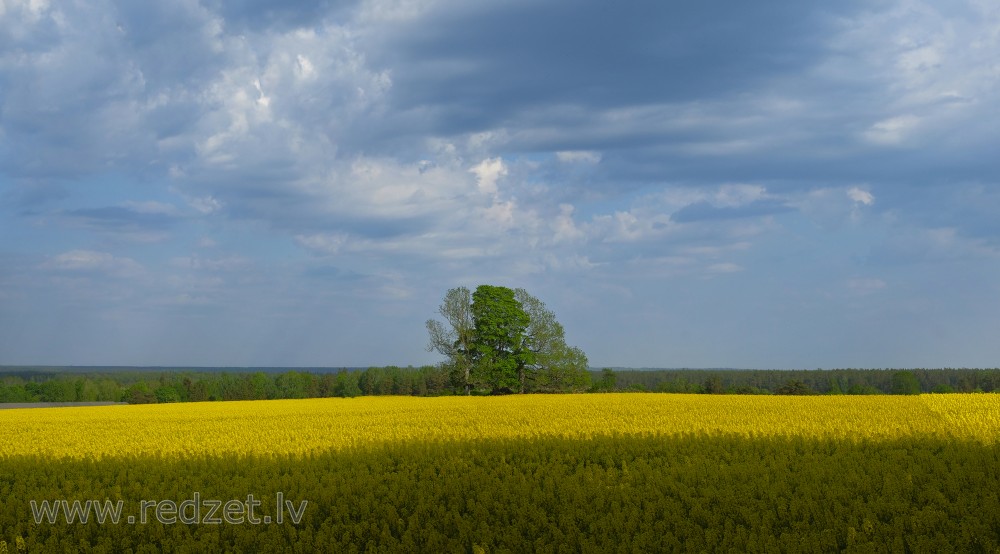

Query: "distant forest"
left=1, top=366, right=999, bottom=404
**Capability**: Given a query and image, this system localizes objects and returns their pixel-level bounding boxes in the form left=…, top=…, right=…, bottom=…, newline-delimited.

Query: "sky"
left=2, top=0, right=1000, bottom=369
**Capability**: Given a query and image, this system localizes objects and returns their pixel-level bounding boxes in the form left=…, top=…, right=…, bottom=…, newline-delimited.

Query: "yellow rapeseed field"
left=2, top=394, right=997, bottom=459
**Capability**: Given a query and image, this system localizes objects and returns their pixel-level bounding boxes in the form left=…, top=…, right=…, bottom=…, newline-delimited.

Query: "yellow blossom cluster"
left=1, top=393, right=997, bottom=460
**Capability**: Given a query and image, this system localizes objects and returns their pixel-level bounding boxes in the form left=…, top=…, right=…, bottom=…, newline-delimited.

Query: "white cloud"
left=470, top=157, right=507, bottom=196
left=551, top=204, right=584, bottom=242
left=791, top=187, right=878, bottom=226
left=190, top=196, right=223, bottom=214
left=480, top=198, right=516, bottom=229
left=864, top=115, right=921, bottom=145
left=295, top=54, right=315, bottom=80
left=253, top=78, right=271, bottom=109
left=1, top=0, right=50, bottom=20
left=847, top=187, right=874, bottom=206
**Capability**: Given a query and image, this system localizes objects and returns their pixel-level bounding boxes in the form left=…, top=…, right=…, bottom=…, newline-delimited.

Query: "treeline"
left=3, top=367, right=999, bottom=405
left=0, top=367, right=453, bottom=404
left=602, top=368, right=1000, bottom=395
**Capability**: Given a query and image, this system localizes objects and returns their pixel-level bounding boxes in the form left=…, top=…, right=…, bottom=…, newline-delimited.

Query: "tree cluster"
left=0, top=367, right=456, bottom=404
left=600, top=367, right=1000, bottom=395
left=426, top=285, right=590, bottom=394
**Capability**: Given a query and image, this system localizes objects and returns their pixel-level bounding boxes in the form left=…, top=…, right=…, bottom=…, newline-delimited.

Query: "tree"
left=154, top=385, right=181, bottom=403
left=125, top=382, right=156, bottom=404
left=470, top=285, right=533, bottom=394
left=426, top=287, right=475, bottom=394
left=891, top=371, right=921, bottom=395
left=514, top=288, right=590, bottom=392
left=594, top=368, right=617, bottom=392
left=532, top=342, right=591, bottom=392
left=775, top=379, right=816, bottom=395
left=427, top=284, right=589, bottom=394
left=333, top=370, right=362, bottom=398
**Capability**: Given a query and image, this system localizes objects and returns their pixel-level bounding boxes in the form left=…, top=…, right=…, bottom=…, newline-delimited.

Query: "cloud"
left=868, top=226, right=1000, bottom=266
left=469, top=157, right=507, bottom=196
left=188, top=195, right=224, bottom=215
left=863, top=115, right=921, bottom=145
left=4, top=0, right=1000, bottom=367
left=847, top=187, right=874, bottom=206
left=551, top=204, right=584, bottom=243
left=42, top=250, right=144, bottom=278
left=295, top=233, right=349, bottom=255
left=369, top=2, right=856, bottom=129
left=556, top=150, right=601, bottom=164
left=205, top=0, right=358, bottom=32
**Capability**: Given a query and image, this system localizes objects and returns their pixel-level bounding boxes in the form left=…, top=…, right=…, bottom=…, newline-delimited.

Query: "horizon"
left=3, top=365, right=998, bottom=373
left=3, top=1, right=1000, bottom=368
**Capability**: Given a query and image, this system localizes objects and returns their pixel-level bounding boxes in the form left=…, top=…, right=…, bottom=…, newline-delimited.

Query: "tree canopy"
left=427, top=285, right=590, bottom=394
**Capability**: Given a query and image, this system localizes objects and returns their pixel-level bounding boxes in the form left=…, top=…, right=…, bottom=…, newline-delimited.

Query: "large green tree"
left=471, top=285, right=534, bottom=393
left=427, top=284, right=589, bottom=394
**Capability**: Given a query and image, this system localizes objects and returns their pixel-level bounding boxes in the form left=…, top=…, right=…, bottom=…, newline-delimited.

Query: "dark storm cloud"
left=370, top=1, right=862, bottom=132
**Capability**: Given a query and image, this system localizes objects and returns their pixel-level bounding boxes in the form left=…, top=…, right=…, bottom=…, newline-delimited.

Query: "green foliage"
left=153, top=386, right=181, bottom=404
left=704, top=376, right=724, bottom=394
left=333, top=370, right=362, bottom=398
left=425, top=287, right=475, bottom=394
left=775, top=380, right=817, bottom=395
left=126, top=383, right=156, bottom=404
left=470, top=285, right=534, bottom=393
left=592, top=368, right=618, bottom=392
left=426, top=285, right=589, bottom=394
left=515, top=288, right=591, bottom=393
left=603, top=368, right=1000, bottom=395
left=532, top=343, right=591, bottom=392
left=3, top=435, right=999, bottom=551
left=3, top=366, right=999, bottom=405
left=38, top=379, right=77, bottom=402
left=891, top=371, right=922, bottom=395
